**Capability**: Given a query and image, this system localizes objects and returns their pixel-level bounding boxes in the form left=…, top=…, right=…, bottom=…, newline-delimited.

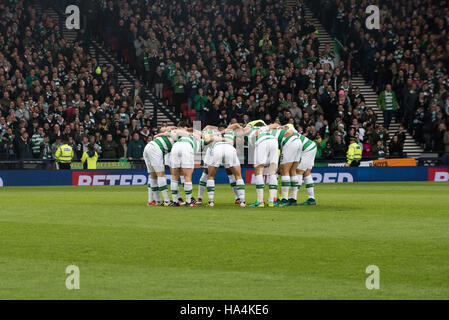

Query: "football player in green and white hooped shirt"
left=170, top=128, right=208, bottom=207
left=242, top=120, right=280, bottom=207
left=197, top=125, right=220, bottom=204
left=197, top=124, right=243, bottom=205
left=293, top=125, right=317, bottom=205
left=144, top=124, right=184, bottom=206
left=269, top=123, right=303, bottom=206
left=164, top=122, right=190, bottom=205
left=203, top=124, right=246, bottom=207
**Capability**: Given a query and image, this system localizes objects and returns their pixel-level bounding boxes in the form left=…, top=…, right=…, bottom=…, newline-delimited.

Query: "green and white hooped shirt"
left=385, top=91, right=394, bottom=110
left=248, top=126, right=276, bottom=147
left=150, top=135, right=175, bottom=155
left=297, top=133, right=317, bottom=152
left=213, top=130, right=237, bottom=148
left=201, top=129, right=219, bottom=151
left=177, top=135, right=205, bottom=154
left=271, top=128, right=299, bottom=149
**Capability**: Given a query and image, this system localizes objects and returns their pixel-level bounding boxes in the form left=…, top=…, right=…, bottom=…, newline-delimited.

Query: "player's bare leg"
left=288, top=162, right=299, bottom=205
left=197, top=168, right=208, bottom=204
left=206, top=166, right=219, bottom=206
left=229, top=165, right=246, bottom=207
left=225, top=167, right=240, bottom=204
left=170, top=166, right=184, bottom=204
left=250, top=164, right=266, bottom=207
left=277, top=162, right=293, bottom=206
left=266, top=163, right=278, bottom=207
left=148, top=171, right=160, bottom=206
left=170, top=168, right=181, bottom=206
left=181, top=168, right=196, bottom=206
left=156, top=171, right=170, bottom=205
left=297, top=168, right=316, bottom=205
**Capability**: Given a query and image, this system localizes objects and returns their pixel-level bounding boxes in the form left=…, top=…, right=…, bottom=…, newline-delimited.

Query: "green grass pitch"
left=0, top=182, right=448, bottom=299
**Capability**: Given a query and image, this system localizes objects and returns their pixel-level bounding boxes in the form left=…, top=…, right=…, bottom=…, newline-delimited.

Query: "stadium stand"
left=307, top=0, right=449, bottom=157
left=1, top=0, right=448, bottom=164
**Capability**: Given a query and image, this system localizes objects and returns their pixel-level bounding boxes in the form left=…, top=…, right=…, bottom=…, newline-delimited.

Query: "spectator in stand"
left=31, top=127, right=45, bottom=159
left=154, top=66, right=165, bottom=100
left=0, top=133, right=14, bottom=160
left=403, top=83, right=419, bottom=133
left=372, top=141, right=387, bottom=160
left=377, top=84, right=399, bottom=130
left=433, top=123, right=447, bottom=157
left=118, top=136, right=128, bottom=161
left=102, top=133, right=119, bottom=159
left=40, top=135, right=53, bottom=160
left=362, top=138, right=372, bottom=158
left=172, top=70, right=186, bottom=117
left=396, top=125, right=407, bottom=145
left=52, top=137, right=63, bottom=159
left=194, top=88, right=208, bottom=123
left=305, top=98, right=324, bottom=123
left=389, top=135, right=404, bottom=158
left=413, top=106, right=426, bottom=145
left=290, top=101, right=302, bottom=124
left=315, top=133, right=326, bottom=159
left=15, top=131, right=33, bottom=160
left=127, top=132, right=145, bottom=161
left=373, top=124, right=389, bottom=145
left=322, top=142, right=334, bottom=160
left=444, top=126, right=449, bottom=164
left=332, top=135, right=346, bottom=159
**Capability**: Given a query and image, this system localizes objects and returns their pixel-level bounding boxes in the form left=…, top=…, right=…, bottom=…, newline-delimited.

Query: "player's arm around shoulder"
left=267, top=123, right=280, bottom=130
left=225, top=123, right=242, bottom=131
left=242, top=124, right=253, bottom=135
left=203, top=125, right=218, bottom=131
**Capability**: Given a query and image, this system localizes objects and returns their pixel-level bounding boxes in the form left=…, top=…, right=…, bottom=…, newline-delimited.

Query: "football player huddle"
left=143, top=120, right=317, bottom=208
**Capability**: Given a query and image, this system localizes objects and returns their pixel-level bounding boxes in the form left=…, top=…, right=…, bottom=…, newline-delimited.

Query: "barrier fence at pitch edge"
left=0, top=167, right=448, bottom=187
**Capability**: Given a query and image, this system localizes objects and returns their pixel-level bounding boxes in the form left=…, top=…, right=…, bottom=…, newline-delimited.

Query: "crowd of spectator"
left=1, top=0, right=449, bottom=164
left=76, top=0, right=396, bottom=160
left=310, top=0, right=449, bottom=156
left=0, top=0, right=158, bottom=162
left=91, top=0, right=447, bottom=159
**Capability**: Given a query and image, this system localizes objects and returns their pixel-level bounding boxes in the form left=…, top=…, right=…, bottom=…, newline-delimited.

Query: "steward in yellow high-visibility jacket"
left=81, top=144, right=98, bottom=169
left=55, top=138, right=74, bottom=170
left=346, top=137, right=362, bottom=167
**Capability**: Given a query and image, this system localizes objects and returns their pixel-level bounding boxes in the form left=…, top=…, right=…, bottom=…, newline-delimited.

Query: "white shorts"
left=170, top=142, right=194, bottom=169
left=254, top=138, right=278, bottom=167
left=143, top=143, right=165, bottom=173
left=208, top=144, right=240, bottom=168
left=298, top=147, right=317, bottom=171
left=280, top=138, right=301, bottom=165
left=203, top=147, right=212, bottom=168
